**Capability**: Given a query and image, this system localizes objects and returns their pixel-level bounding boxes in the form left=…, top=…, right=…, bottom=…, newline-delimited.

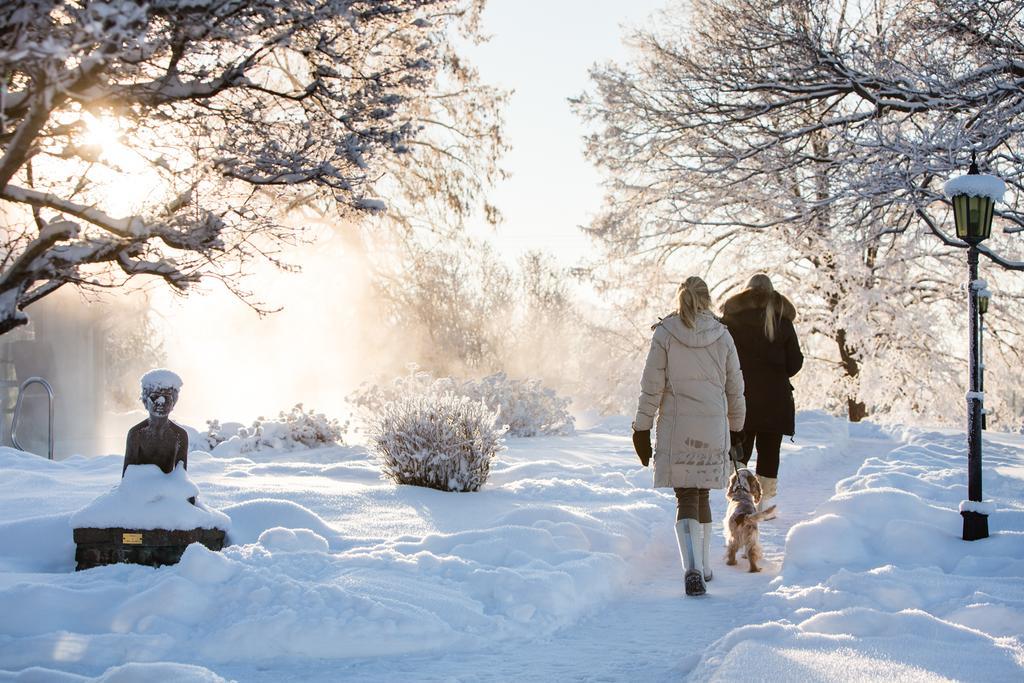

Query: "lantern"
left=944, top=155, right=1004, bottom=245
left=952, top=193, right=995, bottom=244
left=978, top=288, right=991, bottom=315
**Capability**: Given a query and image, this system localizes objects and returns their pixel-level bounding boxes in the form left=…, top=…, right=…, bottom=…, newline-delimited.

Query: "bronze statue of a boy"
left=122, top=369, right=189, bottom=477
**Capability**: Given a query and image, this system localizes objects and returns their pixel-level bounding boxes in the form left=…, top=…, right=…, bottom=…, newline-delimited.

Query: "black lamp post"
left=944, top=154, right=1004, bottom=541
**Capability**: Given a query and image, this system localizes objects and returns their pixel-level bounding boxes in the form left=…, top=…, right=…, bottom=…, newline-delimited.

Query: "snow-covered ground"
left=0, top=412, right=1021, bottom=681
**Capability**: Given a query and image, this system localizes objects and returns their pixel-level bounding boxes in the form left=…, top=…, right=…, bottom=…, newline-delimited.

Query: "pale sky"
left=462, top=0, right=666, bottom=264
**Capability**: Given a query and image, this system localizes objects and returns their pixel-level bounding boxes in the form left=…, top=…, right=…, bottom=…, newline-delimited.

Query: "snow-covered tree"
left=365, top=238, right=617, bottom=415
left=372, top=235, right=514, bottom=374
left=0, top=0, right=504, bottom=335
left=370, top=237, right=591, bottom=392
left=575, top=0, right=1024, bottom=422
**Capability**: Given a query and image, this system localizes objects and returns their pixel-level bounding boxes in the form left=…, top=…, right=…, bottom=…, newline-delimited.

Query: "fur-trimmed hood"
left=720, top=288, right=797, bottom=321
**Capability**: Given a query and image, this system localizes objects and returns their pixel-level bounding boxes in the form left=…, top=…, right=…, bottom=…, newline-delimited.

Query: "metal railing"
left=11, top=376, right=54, bottom=460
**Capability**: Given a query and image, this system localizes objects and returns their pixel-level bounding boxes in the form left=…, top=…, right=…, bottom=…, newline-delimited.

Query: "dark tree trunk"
left=847, top=397, right=868, bottom=422
left=836, top=327, right=867, bottom=422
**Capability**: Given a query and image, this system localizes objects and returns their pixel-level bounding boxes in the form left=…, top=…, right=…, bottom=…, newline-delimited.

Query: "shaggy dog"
left=724, top=469, right=777, bottom=573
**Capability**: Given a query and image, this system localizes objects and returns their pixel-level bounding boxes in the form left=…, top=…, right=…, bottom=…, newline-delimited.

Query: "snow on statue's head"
left=140, top=369, right=183, bottom=419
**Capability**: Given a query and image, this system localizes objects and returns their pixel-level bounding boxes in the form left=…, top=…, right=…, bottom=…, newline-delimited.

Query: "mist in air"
left=9, top=225, right=427, bottom=457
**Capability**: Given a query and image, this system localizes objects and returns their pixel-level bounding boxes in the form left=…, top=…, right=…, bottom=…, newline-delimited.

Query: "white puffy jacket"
left=634, top=312, right=745, bottom=489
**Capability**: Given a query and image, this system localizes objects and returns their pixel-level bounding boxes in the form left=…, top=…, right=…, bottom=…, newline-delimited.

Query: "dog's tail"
left=744, top=505, right=777, bottom=525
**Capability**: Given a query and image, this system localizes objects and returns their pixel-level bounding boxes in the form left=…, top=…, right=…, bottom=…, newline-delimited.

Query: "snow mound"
left=220, top=498, right=345, bottom=549
left=0, top=513, right=77, bottom=573
left=176, top=543, right=239, bottom=584
left=69, top=464, right=230, bottom=531
left=258, top=527, right=330, bottom=553
left=691, top=430, right=1024, bottom=681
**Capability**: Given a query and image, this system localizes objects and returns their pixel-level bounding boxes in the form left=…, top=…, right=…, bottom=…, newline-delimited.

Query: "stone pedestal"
left=73, top=527, right=226, bottom=571
left=961, top=510, right=989, bottom=541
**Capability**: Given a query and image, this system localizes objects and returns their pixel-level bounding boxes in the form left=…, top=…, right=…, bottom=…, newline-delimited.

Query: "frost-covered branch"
left=0, top=0, right=504, bottom=333
left=576, top=0, right=1024, bottom=422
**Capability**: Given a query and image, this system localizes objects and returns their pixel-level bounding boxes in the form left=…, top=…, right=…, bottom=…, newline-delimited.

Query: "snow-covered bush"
left=190, top=419, right=234, bottom=453
left=349, top=367, right=438, bottom=416
left=191, top=405, right=345, bottom=454
left=369, top=393, right=505, bottom=492
left=351, top=367, right=575, bottom=437
left=468, top=372, right=575, bottom=437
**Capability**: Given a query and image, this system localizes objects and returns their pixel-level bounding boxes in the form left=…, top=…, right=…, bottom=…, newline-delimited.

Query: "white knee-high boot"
left=757, top=475, right=778, bottom=518
left=674, top=519, right=706, bottom=596
left=701, top=522, right=713, bottom=582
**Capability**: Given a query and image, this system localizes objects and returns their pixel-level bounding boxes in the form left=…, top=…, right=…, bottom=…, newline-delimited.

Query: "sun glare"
left=79, top=113, right=168, bottom=217
left=82, top=113, right=144, bottom=171
left=82, top=112, right=124, bottom=152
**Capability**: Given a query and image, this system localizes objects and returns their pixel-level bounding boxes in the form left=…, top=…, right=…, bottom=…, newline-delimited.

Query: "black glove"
left=632, top=429, right=652, bottom=467
left=729, top=431, right=746, bottom=463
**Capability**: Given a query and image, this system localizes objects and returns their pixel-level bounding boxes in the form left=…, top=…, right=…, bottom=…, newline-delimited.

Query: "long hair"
left=746, top=273, right=778, bottom=341
left=677, top=276, right=712, bottom=329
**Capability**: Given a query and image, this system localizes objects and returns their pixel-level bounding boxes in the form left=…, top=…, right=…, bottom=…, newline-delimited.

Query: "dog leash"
left=729, top=433, right=744, bottom=476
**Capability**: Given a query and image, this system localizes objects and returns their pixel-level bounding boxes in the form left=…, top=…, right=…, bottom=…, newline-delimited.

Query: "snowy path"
left=3, top=413, right=1023, bottom=682
left=510, top=438, right=893, bottom=683
left=208, top=417, right=895, bottom=682
left=264, top=424, right=895, bottom=682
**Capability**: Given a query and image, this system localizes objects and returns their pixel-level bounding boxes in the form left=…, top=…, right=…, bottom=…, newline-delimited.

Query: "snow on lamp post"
left=943, top=155, right=1004, bottom=541
left=977, top=287, right=991, bottom=431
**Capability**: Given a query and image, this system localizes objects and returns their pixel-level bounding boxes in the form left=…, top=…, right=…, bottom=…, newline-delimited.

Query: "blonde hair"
left=677, top=276, right=712, bottom=328
left=746, top=273, right=778, bottom=342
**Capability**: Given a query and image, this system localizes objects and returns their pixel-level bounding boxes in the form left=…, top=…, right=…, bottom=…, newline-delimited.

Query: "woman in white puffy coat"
left=631, top=276, right=746, bottom=596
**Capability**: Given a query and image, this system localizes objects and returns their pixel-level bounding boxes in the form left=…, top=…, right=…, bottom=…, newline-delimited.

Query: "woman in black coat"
left=720, top=274, right=803, bottom=511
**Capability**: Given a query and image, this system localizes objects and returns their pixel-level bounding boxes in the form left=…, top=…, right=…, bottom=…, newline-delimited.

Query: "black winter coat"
left=721, top=289, right=804, bottom=435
